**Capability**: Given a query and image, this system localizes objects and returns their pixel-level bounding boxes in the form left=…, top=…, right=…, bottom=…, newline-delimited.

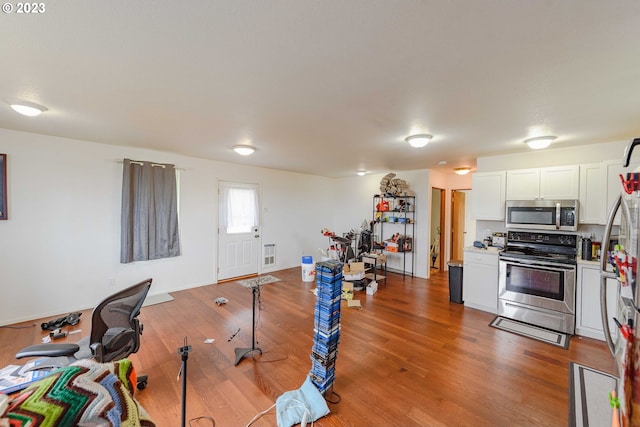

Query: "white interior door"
left=218, top=181, right=260, bottom=281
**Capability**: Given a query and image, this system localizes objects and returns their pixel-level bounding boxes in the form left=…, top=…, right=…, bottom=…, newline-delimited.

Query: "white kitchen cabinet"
left=506, top=165, right=579, bottom=201
left=462, top=249, right=499, bottom=313
left=576, top=263, right=618, bottom=341
left=604, top=159, right=640, bottom=225
left=506, top=168, right=540, bottom=200
left=579, top=163, right=605, bottom=225
left=471, top=171, right=506, bottom=220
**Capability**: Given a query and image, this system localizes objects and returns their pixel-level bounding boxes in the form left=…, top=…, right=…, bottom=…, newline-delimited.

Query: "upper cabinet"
left=473, top=161, right=637, bottom=226
left=471, top=171, right=506, bottom=220
left=505, top=168, right=539, bottom=200
left=506, top=165, right=579, bottom=201
left=579, top=163, right=605, bottom=225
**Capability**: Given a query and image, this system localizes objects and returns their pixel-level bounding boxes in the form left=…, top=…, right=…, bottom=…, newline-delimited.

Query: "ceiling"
left=1, top=1, right=640, bottom=178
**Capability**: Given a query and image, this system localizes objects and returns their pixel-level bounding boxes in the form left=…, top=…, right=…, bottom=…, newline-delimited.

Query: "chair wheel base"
left=137, top=375, right=148, bottom=390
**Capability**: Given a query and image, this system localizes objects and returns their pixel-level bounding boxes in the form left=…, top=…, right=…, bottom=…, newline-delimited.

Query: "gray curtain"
left=120, top=159, right=180, bottom=263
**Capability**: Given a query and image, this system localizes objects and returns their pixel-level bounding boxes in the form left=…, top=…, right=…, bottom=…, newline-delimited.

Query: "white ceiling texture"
left=1, top=1, right=639, bottom=177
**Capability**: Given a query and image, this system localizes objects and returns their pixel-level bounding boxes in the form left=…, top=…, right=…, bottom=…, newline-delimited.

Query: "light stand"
left=234, top=283, right=262, bottom=365
left=177, top=337, right=192, bottom=427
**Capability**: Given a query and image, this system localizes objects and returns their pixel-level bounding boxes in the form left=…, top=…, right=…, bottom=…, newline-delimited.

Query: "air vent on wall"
left=263, top=244, right=276, bottom=266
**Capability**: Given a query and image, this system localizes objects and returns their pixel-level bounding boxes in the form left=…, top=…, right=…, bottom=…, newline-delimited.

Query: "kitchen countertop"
left=464, top=246, right=502, bottom=254
left=577, top=258, right=602, bottom=266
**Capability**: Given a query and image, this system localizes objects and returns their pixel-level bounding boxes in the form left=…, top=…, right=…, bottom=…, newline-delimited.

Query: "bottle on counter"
left=581, top=235, right=592, bottom=261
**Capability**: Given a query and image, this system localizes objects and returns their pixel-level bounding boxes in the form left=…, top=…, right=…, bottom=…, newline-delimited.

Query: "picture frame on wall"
left=0, top=154, right=6, bottom=220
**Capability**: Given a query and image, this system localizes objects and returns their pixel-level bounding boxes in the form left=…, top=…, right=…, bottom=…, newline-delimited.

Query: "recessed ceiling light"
left=233, top=145, right=256, bottom=156
left=438, top=160, right=447, bottom=166
left=405, top=134, right=432, bottom=148
left=524, top=136, right=556, bottom=150
left=356, top=170, right=366, bottom=176
left=454, top=167, right=471, bottom=175
left=5, top=99, right=48, bottom=117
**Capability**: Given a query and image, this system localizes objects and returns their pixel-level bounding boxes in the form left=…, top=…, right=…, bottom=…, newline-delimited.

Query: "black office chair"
left=16, top=278, right=152, bottom=389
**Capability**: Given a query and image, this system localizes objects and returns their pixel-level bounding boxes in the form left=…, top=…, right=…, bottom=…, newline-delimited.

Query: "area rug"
left=142, top=293, right=174, bottom=307
left=568, top=362, right=617, bottom=427
left=237, top=275, right=281, bottom=288
left=489, top=316, right=570, bottom=349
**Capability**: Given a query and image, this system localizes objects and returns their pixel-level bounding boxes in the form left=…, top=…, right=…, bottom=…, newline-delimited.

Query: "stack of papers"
left=0, top=361, right=53, bottom=394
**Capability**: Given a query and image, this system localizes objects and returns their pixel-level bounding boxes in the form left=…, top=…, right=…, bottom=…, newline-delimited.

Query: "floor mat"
left=237, top=275, right=281, bottom=288
left=489, top=316, right=570, bottom=349
left=568, top=362, right=617, bottom=427
left=142, top=293, right=174, bottom=307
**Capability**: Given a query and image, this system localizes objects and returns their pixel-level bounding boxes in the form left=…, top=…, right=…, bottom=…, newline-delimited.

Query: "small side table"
left=361, top=253, right=387, bottom=282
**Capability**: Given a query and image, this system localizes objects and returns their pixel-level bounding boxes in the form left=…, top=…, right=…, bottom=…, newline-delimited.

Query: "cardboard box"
left=343, top=261, right=366, bottom=280
left=366, top=281, right=378, bottom=295
left=347, top=261, right=365, bottom=271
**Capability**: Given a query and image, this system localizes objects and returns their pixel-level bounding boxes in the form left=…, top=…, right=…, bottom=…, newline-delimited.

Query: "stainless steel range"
left=498, top=231, right=578, bottom=334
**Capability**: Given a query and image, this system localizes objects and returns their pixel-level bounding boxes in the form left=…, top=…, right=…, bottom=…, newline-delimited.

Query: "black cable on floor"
left=255, top=346, right=289, bottom=363
left=189, top=415, right=215, bottom=426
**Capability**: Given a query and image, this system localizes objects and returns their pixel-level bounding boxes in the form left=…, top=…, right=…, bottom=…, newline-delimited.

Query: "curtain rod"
left=116, top=160, right=186, bottom=171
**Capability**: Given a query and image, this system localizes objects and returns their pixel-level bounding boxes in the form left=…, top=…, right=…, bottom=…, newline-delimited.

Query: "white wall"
left=0, top=129, right=333, bottom=325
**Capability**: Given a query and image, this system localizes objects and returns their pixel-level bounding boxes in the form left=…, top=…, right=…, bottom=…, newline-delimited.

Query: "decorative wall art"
left=0, top=154, right=6, bottom=220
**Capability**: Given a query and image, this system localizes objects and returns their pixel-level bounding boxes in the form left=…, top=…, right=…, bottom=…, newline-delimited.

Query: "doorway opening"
left=430, top=188, right=445, bottom=270
left=450, top=189, right=474, bottom=261
left=217, top=181, right=261, bottom=281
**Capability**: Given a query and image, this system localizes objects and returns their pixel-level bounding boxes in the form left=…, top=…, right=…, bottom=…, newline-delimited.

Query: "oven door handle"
left=555, top=202, right=561, bottom=229
left=499, top=257, right=575, bottom=272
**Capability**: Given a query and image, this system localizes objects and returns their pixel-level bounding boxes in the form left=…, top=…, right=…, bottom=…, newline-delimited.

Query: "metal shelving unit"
left=372, top=194, right=415, bottom=277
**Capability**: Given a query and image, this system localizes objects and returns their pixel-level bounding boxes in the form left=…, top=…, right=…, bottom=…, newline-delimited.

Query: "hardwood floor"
left=0, top=268, right=615, bottom=426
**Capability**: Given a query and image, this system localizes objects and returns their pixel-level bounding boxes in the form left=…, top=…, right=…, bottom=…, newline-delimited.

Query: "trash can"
left=448, top=260, right=463, bottom=304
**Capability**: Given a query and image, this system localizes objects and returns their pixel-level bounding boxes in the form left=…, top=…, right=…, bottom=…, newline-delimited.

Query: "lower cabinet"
left=462, top=249, right=499, bottom=313
left=576, top=263, right=618, bottom=341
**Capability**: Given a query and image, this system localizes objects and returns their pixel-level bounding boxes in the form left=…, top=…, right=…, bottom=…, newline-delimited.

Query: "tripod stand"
left=234, top=283, right=262, bottom=365
left=177, top=337, right=191, bottom=427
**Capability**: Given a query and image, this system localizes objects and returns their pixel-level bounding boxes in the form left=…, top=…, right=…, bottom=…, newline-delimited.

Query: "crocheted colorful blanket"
left=1, top=358, right=155, bottom=426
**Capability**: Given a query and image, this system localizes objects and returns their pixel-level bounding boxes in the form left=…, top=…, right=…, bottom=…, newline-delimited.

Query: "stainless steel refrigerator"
left=600, top=137, right=640, bottom=425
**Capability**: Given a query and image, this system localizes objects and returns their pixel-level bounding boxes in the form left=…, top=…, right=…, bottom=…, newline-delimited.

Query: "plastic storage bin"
left=447, top=260, right=464, bottom=304
left=302, top=256, right=315, bottom=282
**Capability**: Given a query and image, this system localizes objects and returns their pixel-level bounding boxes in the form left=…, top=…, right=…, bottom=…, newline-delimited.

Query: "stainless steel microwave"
left=505, top=200, right=579, bottom=231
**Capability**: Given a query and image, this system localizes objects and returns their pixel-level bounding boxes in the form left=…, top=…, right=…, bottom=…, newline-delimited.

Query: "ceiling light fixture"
left=454, top=167, right=471, bottom=175
left=233, top=145, right=256, bottom=156
left=524, top=136, right=556, bottom=150
left=405, top=134, right=432, bottom=148
left=356, top=170, right=366, bottom=176
left=5, top=99, right=48, bottom=117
